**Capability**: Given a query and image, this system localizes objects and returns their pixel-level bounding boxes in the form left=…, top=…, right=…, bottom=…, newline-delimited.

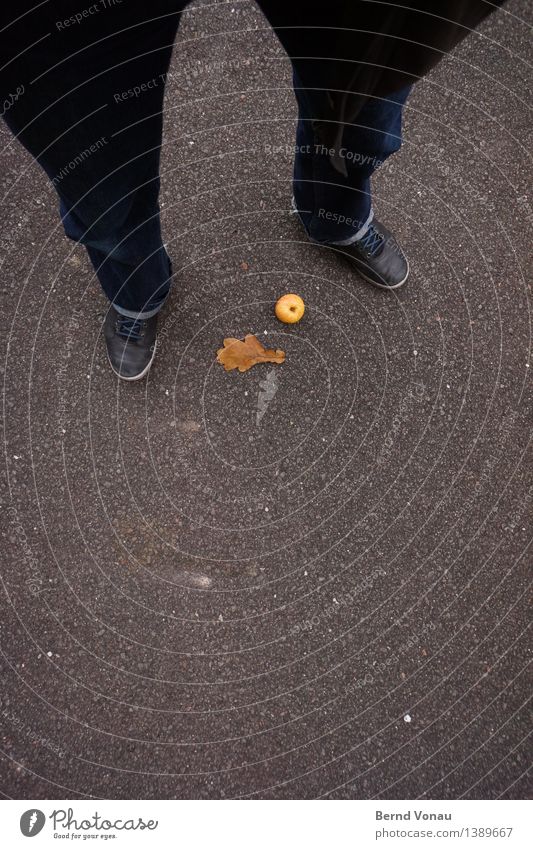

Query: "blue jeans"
left=2, top=5, right=410, bottom=316
left=2, top=2, right=185, bottom=318
left=292, top=71, right=412, bottom=244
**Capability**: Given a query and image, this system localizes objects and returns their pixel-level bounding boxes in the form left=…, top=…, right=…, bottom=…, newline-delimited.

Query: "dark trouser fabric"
left=292, top=70, right=412, bottom=244
left=2, top=2, right=185, bottom=317
left=1, top=2, right=409, bottom=316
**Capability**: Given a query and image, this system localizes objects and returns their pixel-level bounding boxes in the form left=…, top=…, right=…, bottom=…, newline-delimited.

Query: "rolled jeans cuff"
left=319, top=208, right=374, bottom=246
left=113, top=297, right=167, bottom=320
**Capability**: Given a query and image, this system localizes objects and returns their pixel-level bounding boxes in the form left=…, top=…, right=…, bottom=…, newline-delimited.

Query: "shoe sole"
left=107, top=339, right=158, bottom=382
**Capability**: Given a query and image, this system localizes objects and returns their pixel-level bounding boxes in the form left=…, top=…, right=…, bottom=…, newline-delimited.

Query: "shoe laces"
left=358, top=224, right=385, bottom=257
left=116, top=315, right=146, bottom=340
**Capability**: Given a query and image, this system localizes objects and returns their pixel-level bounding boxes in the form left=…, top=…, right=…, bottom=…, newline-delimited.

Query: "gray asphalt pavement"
left=1, top=0, right=531, bottom=799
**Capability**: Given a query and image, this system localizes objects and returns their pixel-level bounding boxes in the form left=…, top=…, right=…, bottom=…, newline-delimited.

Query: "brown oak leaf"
left=217, top=334, right=285, bottom=373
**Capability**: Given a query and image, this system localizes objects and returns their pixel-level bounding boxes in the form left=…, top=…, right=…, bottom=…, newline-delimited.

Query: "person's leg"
left=292, top=70, right=412, bottom=245
left=58, top=177, right=170, bottom=320
left=290, top=69, right=411, bottom=289
left=1, top=3, right=185, bottom=319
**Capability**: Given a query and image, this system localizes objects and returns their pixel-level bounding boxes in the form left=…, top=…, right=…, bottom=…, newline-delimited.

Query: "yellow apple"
left=275, top=293, right=305, bottom=324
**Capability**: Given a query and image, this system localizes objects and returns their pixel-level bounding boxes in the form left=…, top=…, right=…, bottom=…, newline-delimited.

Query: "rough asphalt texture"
left=0, top=0, right=531, bottom=800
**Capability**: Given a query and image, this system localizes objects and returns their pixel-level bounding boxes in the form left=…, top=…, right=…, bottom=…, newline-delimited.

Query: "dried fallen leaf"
left=217, top=334, right=285, bottom=373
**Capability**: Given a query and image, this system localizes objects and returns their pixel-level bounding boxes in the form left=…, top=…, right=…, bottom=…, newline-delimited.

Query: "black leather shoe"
left=330, top=218, right=409, bottom=289
left=104, top=306, right=158, bottom=381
